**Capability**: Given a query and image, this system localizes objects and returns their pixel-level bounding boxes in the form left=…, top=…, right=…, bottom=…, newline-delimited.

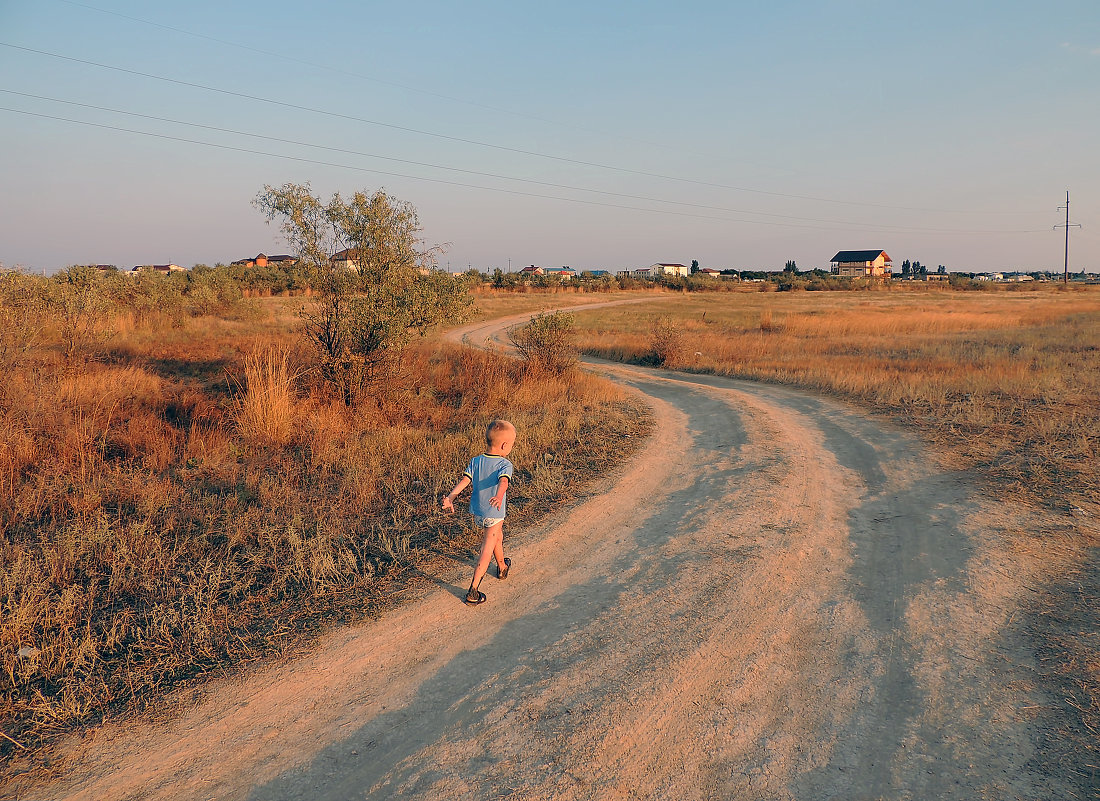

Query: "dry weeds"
left=0, top=285, right=649, bottom=781
left=575, top=288, right=1100, bottom=508
left=234, top=346, right=298, bottom=446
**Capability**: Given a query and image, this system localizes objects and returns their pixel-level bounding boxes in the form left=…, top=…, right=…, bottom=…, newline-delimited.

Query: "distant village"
left=72, top=248, right=1093, bottom=284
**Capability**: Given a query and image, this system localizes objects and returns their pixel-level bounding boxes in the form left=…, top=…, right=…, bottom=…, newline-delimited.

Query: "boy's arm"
left=442, top=476, right=471, bottom=512
left=489, top=475, right=509, bottom=510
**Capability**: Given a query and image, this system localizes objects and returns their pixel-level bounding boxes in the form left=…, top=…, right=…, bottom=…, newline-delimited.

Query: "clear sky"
left=1, top=0, right=1097, bottom=274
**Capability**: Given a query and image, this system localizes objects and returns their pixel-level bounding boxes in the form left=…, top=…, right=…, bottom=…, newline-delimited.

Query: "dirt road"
left=33, top=307, right=1091, bottom=800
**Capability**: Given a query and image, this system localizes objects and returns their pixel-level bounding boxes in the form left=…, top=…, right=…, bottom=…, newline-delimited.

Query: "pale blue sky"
left=1, top=0, right=1097, bottom=273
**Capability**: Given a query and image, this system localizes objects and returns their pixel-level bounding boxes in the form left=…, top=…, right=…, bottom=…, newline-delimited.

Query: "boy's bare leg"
left=469, top=522, right=503, bottom=593
left=492, top=525, right=507, bottom=576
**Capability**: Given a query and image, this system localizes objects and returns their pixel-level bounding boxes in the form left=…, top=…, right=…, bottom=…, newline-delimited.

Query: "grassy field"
left=0, top=287, right=648, bottom=779
left=466, top=284, right=665, bottom=320
left=573, top=286, right=1100, bottom=510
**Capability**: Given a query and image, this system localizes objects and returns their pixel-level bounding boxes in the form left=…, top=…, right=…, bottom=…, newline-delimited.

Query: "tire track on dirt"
left=28, top=303, right=1086, bottom=800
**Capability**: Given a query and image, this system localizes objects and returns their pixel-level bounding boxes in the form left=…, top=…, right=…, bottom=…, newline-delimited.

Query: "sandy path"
left=25, top=305, right=1090, bottom=800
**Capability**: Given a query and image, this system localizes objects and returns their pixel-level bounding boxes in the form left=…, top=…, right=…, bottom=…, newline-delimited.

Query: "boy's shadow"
left=402, top=540, right=484, bottom=602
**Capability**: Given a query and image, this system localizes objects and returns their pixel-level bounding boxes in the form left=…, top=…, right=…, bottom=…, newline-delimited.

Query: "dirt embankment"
left=18, top=306, right=1097, bottom=800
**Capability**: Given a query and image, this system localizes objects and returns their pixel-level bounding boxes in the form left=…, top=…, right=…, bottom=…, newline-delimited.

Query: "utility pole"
left=1055, top=191, right=1082, bottom=285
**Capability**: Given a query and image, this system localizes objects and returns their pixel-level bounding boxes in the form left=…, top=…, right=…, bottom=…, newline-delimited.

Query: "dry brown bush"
left=508, top=310, right=577, bottom=373
left=647, top=315, right=683, bottom=366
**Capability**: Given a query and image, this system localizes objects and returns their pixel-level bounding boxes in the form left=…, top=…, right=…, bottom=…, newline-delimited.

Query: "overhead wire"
left=0, top=41, right=1042, bottom=218
left=4, top=103, right=1048, bottom=239
left=52, top=0, right=693, bottom=159
left=0, top=89, right=1047, bottom=235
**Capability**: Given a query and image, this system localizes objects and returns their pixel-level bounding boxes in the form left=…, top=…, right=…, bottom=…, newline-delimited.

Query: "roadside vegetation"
left=509, top=311, right=578, bottom=373
left=0, top=271, right=647, bottom=778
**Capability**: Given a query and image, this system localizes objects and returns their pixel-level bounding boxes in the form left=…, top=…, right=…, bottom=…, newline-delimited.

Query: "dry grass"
left=575, top=288, right=1100, bottom=508
left=467, top=286, right=664, bottom=321
left=234, top=346, right=298, bottom=446
left=0, top=291, right=649, bottom=781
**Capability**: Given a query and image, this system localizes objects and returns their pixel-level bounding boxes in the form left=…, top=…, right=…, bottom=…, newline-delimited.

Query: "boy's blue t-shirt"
left=464, top=454, right=514, bottom=518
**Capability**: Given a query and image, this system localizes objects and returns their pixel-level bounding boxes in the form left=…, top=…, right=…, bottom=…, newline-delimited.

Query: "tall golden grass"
left=0, top=290, right=648, bottom=780
left=234, top=346, right=298, bottom=446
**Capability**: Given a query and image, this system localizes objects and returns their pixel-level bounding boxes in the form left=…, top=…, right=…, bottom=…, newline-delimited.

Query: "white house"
left=649, top=262, right=690, bottom=278
left=542, top=267, right=576, bottom=280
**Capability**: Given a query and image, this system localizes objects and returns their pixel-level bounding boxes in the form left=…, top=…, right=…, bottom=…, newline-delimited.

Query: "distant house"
left=232, top=253, right=299, bottom=268
left=649, top=262, right=690, bottom=278
left=542, top=267, right=576, bottom=280
left=698, top=267, right=723, bottom=277
left=232, top=253, right=269, bottom=268
left=131, top=264, right=184, bottom=274
left=830, top=250, right=892, bottom=278
left=330, top=249, right=361, bottom=272
left=519, top=265, right=544, bottom=276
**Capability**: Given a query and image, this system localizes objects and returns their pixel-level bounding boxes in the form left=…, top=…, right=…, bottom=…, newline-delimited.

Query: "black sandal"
left=499, top=558, right=511, bottom=580
left=464, top=589, right=486, bottom=605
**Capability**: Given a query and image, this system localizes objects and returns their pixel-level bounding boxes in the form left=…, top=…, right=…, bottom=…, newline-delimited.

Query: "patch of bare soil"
left=14, top=305, right=1097, bottom=800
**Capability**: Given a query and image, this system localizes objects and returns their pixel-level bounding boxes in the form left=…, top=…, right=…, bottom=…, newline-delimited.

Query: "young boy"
left=441, top=419, right=516, bottom=605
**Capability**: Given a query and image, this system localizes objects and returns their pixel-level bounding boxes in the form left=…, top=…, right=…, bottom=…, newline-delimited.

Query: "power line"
left=53, top=0, right=694, bottom=160
left=0, top=40, right=1039, bottom=217
left=0, top=105, right=795, bottom=226
left=3, top=104, right=1049, bottom=238
left=0, top=89, right=1046, bottom=235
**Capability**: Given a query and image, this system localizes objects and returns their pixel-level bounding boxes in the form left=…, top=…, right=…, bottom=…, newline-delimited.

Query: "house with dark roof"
left=330, top=249, right=361, bottom=271
left=830, top=250, right=892, bottom=278
left=231, top=253, right=298, bottom=268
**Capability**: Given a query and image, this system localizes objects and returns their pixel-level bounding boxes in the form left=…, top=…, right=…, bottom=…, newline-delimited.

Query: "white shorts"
left=471, top=515, right=504, bottom=529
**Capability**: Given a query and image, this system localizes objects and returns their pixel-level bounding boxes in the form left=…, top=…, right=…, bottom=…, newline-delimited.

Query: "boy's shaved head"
left=486, top=419, right=515, bottom=447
